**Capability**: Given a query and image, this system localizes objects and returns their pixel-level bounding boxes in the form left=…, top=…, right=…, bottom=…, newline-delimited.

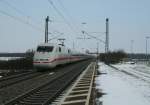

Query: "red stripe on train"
left=33, top=56, right=81, bottom=64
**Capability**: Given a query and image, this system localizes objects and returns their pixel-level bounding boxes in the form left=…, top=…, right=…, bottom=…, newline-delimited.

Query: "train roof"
left=37, top=43, right=63, bottom=47
left=36, top=43, right=88, bottom=55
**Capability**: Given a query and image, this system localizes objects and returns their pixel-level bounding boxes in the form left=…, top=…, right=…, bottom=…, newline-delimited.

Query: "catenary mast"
left=45, top=16, right=49, bottom=43
left=105, top=18, right=109, bottom=53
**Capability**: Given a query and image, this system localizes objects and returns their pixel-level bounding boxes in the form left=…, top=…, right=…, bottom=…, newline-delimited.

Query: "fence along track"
left=59, top=62, right=96, bottom=105
left=4, top=60, right=91, bottom=105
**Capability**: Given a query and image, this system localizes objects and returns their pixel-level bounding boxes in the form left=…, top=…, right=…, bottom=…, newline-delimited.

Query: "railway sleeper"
left=19, top=101, right=44, bottom=105
left=21, top=98, right=47, bottom=103
left=30, top=93, right=52, bottom=98
left=75, top=84, right=90, bottom=87
left=35, top=90, right=58, bottom=95
left=35, top=91, right=52, bottom=94
left=23, top=96, right=48, bottom=100
left=29, top=93, right=51, bottom=97
left=22, top=99, right=46, bottom=103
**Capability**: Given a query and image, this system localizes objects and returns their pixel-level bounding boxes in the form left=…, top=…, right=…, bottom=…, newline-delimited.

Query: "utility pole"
left=131, top=40, right=134, bottom=54
left=105, top=18, right=109, bottom=53
left=146, top=36, right=150, bottom=63
left=130, top=40, right=134, bottom=60
left=45, top=16, right=49, bottom=43
left=97, top=42, right=99, bottom=62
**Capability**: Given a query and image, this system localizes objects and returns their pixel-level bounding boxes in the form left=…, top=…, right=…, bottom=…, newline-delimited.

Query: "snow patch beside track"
left=95, top=63, right=150, bottom=105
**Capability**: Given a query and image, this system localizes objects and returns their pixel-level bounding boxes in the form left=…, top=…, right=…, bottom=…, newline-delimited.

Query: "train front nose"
left=33, top=45, right=55, bottom=69
left=33, top=53, right=55, bottom=69
left=33, top=57, right=55, bottom=68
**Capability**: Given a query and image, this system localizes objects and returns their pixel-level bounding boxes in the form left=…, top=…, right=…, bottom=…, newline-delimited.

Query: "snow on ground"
left=0, top=57, right=24, bottom=61
left=95, top=62, right=150, bottom=105
left=111, top=64, right=150, bottom=82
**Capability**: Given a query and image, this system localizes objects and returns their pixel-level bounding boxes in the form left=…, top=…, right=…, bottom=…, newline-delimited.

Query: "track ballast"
left=0, top=71, right=42, bottom=89
left=5, top=60, right=91, bottom=105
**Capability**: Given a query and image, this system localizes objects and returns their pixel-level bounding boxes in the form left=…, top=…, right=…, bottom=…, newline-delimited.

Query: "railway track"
left=0, top=71, right=35, bottom=81
left=109, top=65, right=150, bottom=83
left=0, top=71, right=43, bottom=89
left=0, top=70, right=32, bottom=77
left=5, top=60, right=91, bottom=105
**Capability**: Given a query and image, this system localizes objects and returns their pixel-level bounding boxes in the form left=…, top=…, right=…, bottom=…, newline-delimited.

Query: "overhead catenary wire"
left=47, top=0, right=78, bottom=34
left=0, top=0, right=43, bottom=29
left=0, top=9, right=43, bottom=32
left=56, top=0, right=107, bottom=48
left=56, top=0, right=81, bottom=32
left=0, top=8, right=62, bottom=39
left=0, top=0, right=26, bottom=17
left=83, top=31, right=105, bottom=44
left=51, top=0, right=106, bottom=49
left=56, top=0, right=106, bottom=43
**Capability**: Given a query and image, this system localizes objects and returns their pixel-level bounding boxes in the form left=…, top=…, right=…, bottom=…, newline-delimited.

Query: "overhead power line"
left=0, top=0, right=26, bottom=17
left=57, top=0, right=81, bottom=33
left=0, top=9, right=43, bottom=32
left=82, top=31, right=105, bottom=44
left=47, top=0, right=77, bottom=34
left=0, top=0, right=42, bottom=26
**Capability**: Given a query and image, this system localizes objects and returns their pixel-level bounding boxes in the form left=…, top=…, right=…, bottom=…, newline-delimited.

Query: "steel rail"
left=4, top=60, right=91, bottom=105
left=0, top=71, right=42, bottom=89
left=109, top=65, right=150, bottom=83
left=0, top=71, right=35, bottom=82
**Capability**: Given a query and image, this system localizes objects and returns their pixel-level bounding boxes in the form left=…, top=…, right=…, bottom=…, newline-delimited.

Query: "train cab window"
left=37, top=46, right=53, bottom=52
left=59, top=47, right=61, bottom=52
left=68, top=49, right=70, bottom=53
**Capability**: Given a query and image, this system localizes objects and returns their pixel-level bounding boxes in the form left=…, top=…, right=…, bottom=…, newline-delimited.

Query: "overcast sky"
left=0, top=0, right=150, bottom=53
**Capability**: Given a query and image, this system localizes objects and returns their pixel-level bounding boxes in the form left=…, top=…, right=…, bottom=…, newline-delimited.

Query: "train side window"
left=55, top=48, right=58, bottom=52
left=59, top=47, right=61, bottom=52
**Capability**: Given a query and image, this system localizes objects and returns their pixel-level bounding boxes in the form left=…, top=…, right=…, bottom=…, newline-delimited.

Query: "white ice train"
left=33, top=43, right=91, bottom=69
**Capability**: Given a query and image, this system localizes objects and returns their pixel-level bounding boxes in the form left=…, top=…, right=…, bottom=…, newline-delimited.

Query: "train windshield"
left=37, top=46, right=54, bottom=52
